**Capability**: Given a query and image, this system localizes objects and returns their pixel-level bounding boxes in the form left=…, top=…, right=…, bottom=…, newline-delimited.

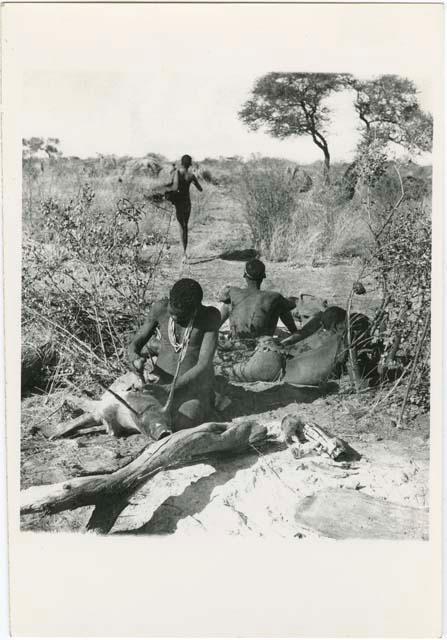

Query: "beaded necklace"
left=168, top=313, right=195, bottom=353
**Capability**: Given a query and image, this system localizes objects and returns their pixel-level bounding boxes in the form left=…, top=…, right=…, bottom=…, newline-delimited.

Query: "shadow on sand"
left=217, top=380, right=339, bottom=421
left=127, top=439, right=284, bottom=535
left=113, top=381, right=338, bottom=535
left=189, top=247, right=259, bottom=266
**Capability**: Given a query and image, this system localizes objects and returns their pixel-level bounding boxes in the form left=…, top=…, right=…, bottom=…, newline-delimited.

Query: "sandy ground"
left=20, top=186, right=430, bottom=538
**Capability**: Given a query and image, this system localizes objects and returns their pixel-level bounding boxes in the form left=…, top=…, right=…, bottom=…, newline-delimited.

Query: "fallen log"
left=21, top=419, right=267, bottom=534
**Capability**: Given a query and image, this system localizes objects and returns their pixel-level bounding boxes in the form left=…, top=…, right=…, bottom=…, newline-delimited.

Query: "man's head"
left=244, top=259, right=266, bottom=286
left=321, top=306, right=347, bottom=334
left=168, top=278, right=203, bottom=323
left=181, top=154, right=192, bottom=169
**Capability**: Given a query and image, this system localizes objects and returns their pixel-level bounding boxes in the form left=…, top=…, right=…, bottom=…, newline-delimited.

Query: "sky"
left=22, top=69, right=433, bottom=164
left=16, top=4, right=436, bottom=165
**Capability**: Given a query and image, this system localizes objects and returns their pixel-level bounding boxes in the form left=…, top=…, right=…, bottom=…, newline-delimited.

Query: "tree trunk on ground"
left=20, top=420, right=267, bottom=534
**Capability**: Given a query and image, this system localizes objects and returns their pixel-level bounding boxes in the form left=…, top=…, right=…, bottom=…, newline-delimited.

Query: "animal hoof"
left=151, top=423, right=173, bottom=440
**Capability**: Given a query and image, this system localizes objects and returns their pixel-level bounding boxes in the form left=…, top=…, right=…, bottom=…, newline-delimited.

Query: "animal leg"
left=45, top=412, right=103, bottom=440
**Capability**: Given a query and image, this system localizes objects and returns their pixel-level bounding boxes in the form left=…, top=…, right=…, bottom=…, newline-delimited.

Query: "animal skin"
left=51, top=373, right=172, bottom=441
left=283, top=333, right=346, bottom=386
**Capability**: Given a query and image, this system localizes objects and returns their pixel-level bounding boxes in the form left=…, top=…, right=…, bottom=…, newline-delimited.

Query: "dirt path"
left=20, top=185, right=430, bottom=538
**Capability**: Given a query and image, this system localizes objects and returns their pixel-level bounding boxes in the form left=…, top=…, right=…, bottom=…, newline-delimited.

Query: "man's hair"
left=181, top=154, right=192, bottom=166
left=244, top=259, right=266, bottom=281
left=321, top=306, right=347, bottom=331
left=350, top=312, right=370, bottom=336
left=322, top=306, right=371, bottom=337
left=169, top=278, right=203, bottom=311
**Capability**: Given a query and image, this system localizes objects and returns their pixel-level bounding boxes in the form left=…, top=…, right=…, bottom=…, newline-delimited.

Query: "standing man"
left=166, top=154, right=203, bottom=262
left=219, top=259, right=299, bottom=340
left=128, top=278, right=220, bottom=431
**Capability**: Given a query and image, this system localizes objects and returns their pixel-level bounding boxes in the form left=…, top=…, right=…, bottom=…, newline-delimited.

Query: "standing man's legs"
left=175, top=200, right=191, bottom=259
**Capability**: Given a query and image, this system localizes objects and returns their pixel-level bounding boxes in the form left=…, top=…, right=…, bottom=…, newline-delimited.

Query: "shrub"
left=356, top=155, right=431, bottom=411
left=22, top=184, right=171, bottom=387
left=237, top=158, right=297, bottom=257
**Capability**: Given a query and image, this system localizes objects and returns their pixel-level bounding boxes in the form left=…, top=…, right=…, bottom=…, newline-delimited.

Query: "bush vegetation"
left=22, top=150, right=432, bottom=412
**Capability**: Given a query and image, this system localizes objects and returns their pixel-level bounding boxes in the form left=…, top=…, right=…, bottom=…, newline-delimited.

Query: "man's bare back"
left=220, top=286, right=296, bottom=339
left=217, top=258, right=297, bottom=340
left=168, top=155, right=202, bottom=257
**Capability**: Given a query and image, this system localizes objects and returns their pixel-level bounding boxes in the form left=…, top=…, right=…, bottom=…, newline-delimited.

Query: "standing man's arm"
left=171, top=168, right=179, bottom=191
left=192, top=175, right=203, bottom=192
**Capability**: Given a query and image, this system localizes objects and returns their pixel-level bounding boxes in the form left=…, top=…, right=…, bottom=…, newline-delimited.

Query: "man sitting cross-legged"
left=215, top=259, right=299, bottom=380
left=128, top=278, right=220, bottom=431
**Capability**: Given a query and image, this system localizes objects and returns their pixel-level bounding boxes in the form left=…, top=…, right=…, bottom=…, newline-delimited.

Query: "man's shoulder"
left=199, top=304, right=221, bottom=330
left=261, top=289, right=282, bottom=301
left=262, top=290, right=295, bottom=308
left=148, top=298, right=169, bottom=318
left=227, top=286, right=245, bottom=298
left=218, top=284, right=241, bottom=302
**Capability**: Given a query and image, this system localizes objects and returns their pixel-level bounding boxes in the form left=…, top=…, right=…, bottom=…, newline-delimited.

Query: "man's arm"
left=280, top=311, right=323, bottom=346
left=127, top=301, right=164, bottom=372
left=218, top=285, right=232, bottom=328
left=172, top=309, right=220, bottom=392
left=170, top=169, right=179, bottom=191
left=219, top=304, right=231, bottom=328
left=192, top=175, right=203, bottom=192
left=278, top=296, right=299, bottom=335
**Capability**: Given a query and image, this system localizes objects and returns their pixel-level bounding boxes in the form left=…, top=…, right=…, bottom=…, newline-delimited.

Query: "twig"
left=26, top=307, right=105, bottom=364
left=396, top=312, right=430, bottom=429
left=364, top=361, right=413, bottom=417
left=374, top=164, right=405, bottom=242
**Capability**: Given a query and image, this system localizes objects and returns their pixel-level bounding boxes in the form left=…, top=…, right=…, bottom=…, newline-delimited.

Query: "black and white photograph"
left=3, top=2, right=443, bottom=636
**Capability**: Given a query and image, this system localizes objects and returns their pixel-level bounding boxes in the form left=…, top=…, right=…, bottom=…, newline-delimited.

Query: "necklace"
left=168, top=315, right=195, bottom=353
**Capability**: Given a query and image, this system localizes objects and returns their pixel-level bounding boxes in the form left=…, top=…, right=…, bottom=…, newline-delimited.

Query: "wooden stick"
left=161, top=312, right=196, bottom=419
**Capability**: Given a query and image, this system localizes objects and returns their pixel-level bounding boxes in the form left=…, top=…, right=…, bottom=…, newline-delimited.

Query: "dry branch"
left=396, top=311, right=430, bottom=428
left=21, top=420, right=267, bottom=533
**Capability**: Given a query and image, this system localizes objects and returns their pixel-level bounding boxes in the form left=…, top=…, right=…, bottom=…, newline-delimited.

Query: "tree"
left=239, top=73, right=346, bottom=183
left=22, top=137, right=62, bottom=160
left=348, top=75, right=433, bottom=153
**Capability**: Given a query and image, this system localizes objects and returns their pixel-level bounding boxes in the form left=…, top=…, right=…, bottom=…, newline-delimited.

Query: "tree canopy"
left=239, top=73, right=347, bottom=181
left=22, top=137, right=62, bottom=160
left=347, top=75, right=433, bottom=153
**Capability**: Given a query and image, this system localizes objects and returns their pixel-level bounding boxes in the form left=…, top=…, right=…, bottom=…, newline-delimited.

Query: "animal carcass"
left=47, top=373, right=172, bottom=441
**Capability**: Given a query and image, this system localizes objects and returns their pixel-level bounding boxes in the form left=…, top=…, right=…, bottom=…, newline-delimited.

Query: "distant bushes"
left=236, top=158, right=369, bottom=263
left=234, top=157, right=431, bottom=267
left=237, top=158, right=297, bottom=257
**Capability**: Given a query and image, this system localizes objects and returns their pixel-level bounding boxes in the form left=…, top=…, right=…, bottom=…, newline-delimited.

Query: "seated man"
left=128, top=278, right=220, bottom=431
left=230, top=305, right=374, bottom=386
left=219, top=259, right=299, bottom=341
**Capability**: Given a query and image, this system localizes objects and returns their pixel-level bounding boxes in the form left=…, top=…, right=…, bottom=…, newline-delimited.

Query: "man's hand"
left=129, top=353, right=145, bottom=374
left=133, top=357, right=146, bottom=373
